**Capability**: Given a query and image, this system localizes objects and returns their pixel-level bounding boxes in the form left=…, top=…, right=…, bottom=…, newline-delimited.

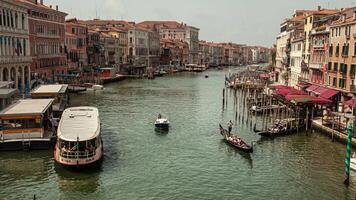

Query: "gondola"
left=219, top=124, right=253, bottom=153
left=253, top=119, right=305, bottom=137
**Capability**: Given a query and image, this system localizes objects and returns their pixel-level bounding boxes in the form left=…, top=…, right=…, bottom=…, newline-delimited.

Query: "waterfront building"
left=309, top=14, right=337, bottom=86
left=223, top=44, right=234, bottom=66
left=198, top=41, right=210, bottom=66
left=137, top=21, right=200, bottom=64
left=0, top=0, right=32, bottom=95
left=87, top=29, right=103, bottom=67
left=303, top=7, right=338, bottom=65
left=290, top=24, right=305, bottom=87
left=100, top=32, right=120, bottom=68
left=328, top=7, right=356, bottom=100
left=18, top=0, right=67, bottom=83
left=65, top=18, right=88, bottom=71
left=160, top=39, right=189, bottom=67
left=276, top=10, right=316, bottom=85
left=275, top=20, right=290, bottom=85
left=127, top=26, right=149, bottom=75
left=207, top=42, right=224, bottom=66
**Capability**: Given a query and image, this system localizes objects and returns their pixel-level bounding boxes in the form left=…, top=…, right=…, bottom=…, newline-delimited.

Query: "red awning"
left=306, top=85, right=319, bottom=92
left=313, top=86, right=329, bottom=95
left=345, top=99, right=356, bottom=108
left=259, top=74, right=270, bottom=79
left=320, top=89, right=339, bottom=99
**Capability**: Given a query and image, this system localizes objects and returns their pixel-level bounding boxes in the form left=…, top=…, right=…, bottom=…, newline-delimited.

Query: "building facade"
left=19, top=0, right=67, bottom=83
left=0, top=0, right=31, bottom=94
left=65, top=18, right=88, bottom=70
left=328, top=8, right=356, bottom=98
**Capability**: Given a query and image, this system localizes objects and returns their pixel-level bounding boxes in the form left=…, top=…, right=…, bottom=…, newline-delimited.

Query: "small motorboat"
left=155, top=116, right=170, bottom=130
left=205, top=74, right=209, bottom=78
left=219, top=124, right=253, bottom=153
left=92, top=84, right=104, bottom=90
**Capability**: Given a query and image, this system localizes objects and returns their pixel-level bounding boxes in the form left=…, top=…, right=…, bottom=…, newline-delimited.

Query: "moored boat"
left=54, top=107, right=103, bottom=167
left=205, top=74, right=209, bottom=78
left=219, top=124, right=253, bottom=153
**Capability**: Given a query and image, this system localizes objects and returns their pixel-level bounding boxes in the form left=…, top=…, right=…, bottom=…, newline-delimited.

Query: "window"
left=309, top=17, right=312, bottom=24
left=333, top=62, right=338, bottom=71
left=328, top=62, right=332, bottom=71
left=354, top=42, right=356, bottom=56
left=329, top=44, right=333, bottom=56
left=333, top=77, right=337, bottom=87
left=339, top=78, right=346, bottom=89
left=331, top=28, right=334, bottom=37
left=351, top=64, right=356, bottom=76
left=336, top=44, right=339, bottom=56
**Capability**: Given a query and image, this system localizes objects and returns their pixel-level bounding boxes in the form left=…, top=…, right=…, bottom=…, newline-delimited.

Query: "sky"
left=46, top=0, right=356, bottom=47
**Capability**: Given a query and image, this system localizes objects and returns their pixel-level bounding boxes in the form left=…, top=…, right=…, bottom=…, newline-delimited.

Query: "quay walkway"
left=312, top=118, right=356, bottom=147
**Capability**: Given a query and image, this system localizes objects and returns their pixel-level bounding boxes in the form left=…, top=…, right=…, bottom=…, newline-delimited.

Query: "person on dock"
left=158, top=113, right=162, bottom=119
left=227, top=120, right=233, bottom=135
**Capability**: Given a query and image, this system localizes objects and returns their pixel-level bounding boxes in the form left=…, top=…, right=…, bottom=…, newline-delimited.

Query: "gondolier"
left=227, top=120, right=233, bottom=135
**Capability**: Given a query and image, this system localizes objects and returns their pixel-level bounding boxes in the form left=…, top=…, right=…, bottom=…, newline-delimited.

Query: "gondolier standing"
left=227, top=120, right=233, bottom=135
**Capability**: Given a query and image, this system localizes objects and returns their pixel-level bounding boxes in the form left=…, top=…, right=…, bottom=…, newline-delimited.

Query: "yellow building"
left=303, top=8, right=339, bottom=64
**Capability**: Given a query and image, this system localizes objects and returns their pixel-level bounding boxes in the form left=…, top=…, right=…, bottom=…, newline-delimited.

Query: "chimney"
left=317, top=6, right=321, bottom=11
left=56, top=5, right=58, bottom=11
left=35, top=0, right=38, bottom=4
left=342, top=14, right=346, bottom=22
left=49, top=5, right=52, bottom=8
left=40, top=0, right=43, bottom=4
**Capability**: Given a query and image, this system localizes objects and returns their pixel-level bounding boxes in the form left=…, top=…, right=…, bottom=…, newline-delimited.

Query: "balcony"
left=0, top=56, right=32, bottom=64
left=309, top=63, right=322, bottom=70
left=346, top=35, right=350, bottom=40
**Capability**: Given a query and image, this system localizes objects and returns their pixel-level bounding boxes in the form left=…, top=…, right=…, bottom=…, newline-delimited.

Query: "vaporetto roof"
left=58, top=107, right=100, bottom=142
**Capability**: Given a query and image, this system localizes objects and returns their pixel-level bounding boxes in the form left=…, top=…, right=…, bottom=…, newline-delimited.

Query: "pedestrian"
left=227, top=120, right=233, bottom=134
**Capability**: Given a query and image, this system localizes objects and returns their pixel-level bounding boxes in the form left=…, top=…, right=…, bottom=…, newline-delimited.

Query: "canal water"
left=1, top=68, right=356, bottom=200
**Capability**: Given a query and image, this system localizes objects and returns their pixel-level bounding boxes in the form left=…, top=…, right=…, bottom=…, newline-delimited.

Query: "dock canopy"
left=31, top=84, right=68, bottom=96
left=306, top=85, right=319, bottom=92
left=275, top=88, right=307, bottom=96
left=0, top=99, right=54, bottom=117
left=285, top=95, right=332, bottom=105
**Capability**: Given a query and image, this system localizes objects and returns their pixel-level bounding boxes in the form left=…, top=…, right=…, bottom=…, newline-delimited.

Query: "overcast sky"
left=46, top=0, right=355, bottom=47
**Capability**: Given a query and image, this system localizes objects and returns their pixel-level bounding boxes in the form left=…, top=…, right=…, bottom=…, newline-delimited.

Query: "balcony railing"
left=0, top=56, right=32, bottom=64
left=60, top=150, right=96, bottom=159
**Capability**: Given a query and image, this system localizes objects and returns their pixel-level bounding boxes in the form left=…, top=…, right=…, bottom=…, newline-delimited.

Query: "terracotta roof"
left=79, top=19, right=135, bottom=29
left=137, top=21, right=190, bottom=30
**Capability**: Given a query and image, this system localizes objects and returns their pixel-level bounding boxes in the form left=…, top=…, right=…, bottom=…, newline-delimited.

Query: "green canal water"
left=1, top=68, right=356, bottom=200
